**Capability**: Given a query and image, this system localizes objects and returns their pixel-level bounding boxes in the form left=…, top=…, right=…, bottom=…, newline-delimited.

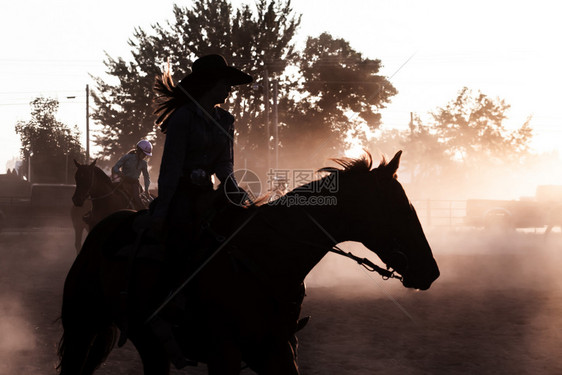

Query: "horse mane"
left=93, top=166, right=112, bottom=185
left=254, top=151, right=389, bottom=207
left=318, top=151, right=390, bottom=174
left=275, top=152, right=386, bottom=199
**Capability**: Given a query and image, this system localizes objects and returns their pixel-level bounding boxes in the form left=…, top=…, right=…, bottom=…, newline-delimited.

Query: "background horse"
left=58, top=151, right=440, bottom=375
left=72, top=159, right=137, bottom=233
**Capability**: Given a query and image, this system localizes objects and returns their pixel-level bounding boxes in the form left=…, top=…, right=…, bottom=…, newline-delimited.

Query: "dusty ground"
left=0, top=226, right=561, bottom=374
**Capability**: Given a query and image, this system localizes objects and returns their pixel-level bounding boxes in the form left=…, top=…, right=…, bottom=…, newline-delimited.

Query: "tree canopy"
left=15, top=97, right=84, bottom=183
left=367, top=87, right=534, bottom=199
left=91, top=0, right=397, bottom=174
left=431, top=87, right=532, bottom=166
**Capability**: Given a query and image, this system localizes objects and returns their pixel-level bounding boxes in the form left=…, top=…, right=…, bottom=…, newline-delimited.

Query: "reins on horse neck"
left=330, top=245, right=401, bottom=281
left=85, top=167, right=126, bottom=202
left=302, top=210, right=403, bottom=282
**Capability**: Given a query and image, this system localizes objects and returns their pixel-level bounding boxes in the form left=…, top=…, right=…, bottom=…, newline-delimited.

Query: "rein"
left=330, top=245, right=402, bottom=281
left=82, top=167, right=130, bottom=205
left=301, top=210, right=403, bottom=282
left=89, top=181, right=124, bottom=201
left=256, top=206, right=403, bottom=282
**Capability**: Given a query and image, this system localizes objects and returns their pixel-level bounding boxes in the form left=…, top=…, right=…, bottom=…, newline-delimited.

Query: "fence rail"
left=412, top=200, right=467, bottom=228
left=0, top=196, right=30, bottom=205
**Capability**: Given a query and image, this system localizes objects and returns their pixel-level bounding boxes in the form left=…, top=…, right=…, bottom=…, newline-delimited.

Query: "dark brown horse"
left=58, top=151, right=440, bottom=375
left=72, top=159, right=136, bottom=232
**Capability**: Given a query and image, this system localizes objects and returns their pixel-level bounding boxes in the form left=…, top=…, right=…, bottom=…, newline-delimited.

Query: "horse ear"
left=73, top=159, right=80, bottom=168
left=90, top=159, right=97, bottom=167
left=385, top=150, right=402, bottom=177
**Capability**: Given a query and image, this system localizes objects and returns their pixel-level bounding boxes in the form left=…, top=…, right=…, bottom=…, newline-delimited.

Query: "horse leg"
left=260, top=340, right=299, bottom=375
left=206, top=339, right=242, bottom=375
left=130, top=330, right=171, bottom=375
left=58, top=307, right=117, bottom=375
left=78, top=325, right=119, bottom=375
left=57, top=326, right=96, bottom=375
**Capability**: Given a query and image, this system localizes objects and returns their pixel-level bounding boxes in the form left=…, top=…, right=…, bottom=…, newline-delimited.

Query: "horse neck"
left=255, top=197, right=344, bottom=284
left=89, top=169, right=113, bottom=198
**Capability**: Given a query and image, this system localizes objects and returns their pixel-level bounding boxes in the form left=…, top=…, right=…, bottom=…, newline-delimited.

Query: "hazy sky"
left=1, top=0, right=561, bottom=173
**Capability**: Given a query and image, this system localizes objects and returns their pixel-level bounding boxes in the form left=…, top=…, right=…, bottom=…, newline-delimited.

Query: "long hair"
left=153, top=64, right=220, bottom=133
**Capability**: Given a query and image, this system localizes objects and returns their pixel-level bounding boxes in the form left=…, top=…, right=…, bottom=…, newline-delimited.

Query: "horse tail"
left=57, top=212, right=130, bottom=374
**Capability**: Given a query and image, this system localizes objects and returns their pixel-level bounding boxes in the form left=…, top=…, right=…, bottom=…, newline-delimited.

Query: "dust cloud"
left=0, top=294, right=37, bottom=374
left=0, top=229, right=74, bottom=374
left=301, top=228, right=562, bottom=374
left=1, top=216, right=562, bottom=373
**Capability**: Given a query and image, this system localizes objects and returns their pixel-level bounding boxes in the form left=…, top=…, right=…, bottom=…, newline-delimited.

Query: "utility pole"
left=86, top=84, right=90, bottom=163
left=264, top=69, right=270, bottom=172
left=27, top=152, right=31, bottom=183
left=273, top=79, right=279, bottom=170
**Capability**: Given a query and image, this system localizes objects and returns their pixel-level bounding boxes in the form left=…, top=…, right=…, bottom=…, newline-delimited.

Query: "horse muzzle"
left=402, top=260, right=440, bottom=290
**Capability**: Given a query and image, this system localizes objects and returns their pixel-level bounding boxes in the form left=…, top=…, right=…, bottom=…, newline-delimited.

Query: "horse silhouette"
left=72, top=159, right=139, bottom=233
left=58, top=151, right=440, bottom=375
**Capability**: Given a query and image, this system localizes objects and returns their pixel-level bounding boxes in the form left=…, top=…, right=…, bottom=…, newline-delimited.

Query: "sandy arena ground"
left=0, top=225, right=561, bottom=374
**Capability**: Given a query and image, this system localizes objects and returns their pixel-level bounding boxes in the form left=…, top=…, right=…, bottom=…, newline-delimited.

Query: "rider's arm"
left=141, top=161, right=150, bottom=193
left=152, top=106, right=191, bottom=219
left=215, top=115, right=250, bottom=205
left=215, top=114, right=235, bottom=185
left=111, top=155, right=127, bottom=175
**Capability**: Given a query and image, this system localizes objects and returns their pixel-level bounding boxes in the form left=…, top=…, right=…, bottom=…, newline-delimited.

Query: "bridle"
left=302, top=209, right=405, bottom=282
left=329, top=244, right=403, bottom=281
left=301, top=171, right=413, bottom=282
left=76, top=166, right=127, bottom=203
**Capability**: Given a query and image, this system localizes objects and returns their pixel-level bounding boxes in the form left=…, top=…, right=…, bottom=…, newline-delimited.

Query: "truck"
left=0, top=181, right=77, bottom=231
left=465, top=185, right=562, bottom=231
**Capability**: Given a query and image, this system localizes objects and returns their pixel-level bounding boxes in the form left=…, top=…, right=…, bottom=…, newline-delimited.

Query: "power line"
left=0, top=90, right=83, bottom=95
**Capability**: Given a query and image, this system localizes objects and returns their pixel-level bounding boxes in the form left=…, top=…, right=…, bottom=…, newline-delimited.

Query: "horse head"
left=72, top=159, right=97, bottom=207
left=328, top=150, right=439, bottom=290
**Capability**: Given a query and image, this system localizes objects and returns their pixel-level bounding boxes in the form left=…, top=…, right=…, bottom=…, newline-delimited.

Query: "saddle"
left=113, top=177, right=147, bottom=210
left=109, top=190, right=265, bottom=369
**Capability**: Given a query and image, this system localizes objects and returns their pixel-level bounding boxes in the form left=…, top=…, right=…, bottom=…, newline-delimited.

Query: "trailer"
left=0, top=183, right=76, bottom=231
left=465, top=185, right=562, bottom=231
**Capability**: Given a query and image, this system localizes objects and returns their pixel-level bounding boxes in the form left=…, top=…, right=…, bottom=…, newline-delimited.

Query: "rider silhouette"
left=151, top=54, right=252, bottom=238
left=145, top=54, right=253, bottom=368
left=111, top=140, right=152, bottom=210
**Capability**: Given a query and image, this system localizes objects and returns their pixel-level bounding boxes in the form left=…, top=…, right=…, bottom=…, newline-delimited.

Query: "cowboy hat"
left=180, top=54, right=253, bottom=86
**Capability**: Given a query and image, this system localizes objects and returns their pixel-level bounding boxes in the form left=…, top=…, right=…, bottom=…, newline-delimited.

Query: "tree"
left=431, top=87, right=532, bottom=166
left=281, top=32, right=397, bottom=163
left=91, top=0, right=398, bottom=176
left=92, top=0, right=301, bottom=172
left=15, top=97, right=84, bottom=183
left=365, top=88, right=534, bottom=199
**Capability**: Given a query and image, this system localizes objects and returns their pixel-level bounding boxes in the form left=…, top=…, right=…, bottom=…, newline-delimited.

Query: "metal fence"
left=412, top=200, right=467, bottom=228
